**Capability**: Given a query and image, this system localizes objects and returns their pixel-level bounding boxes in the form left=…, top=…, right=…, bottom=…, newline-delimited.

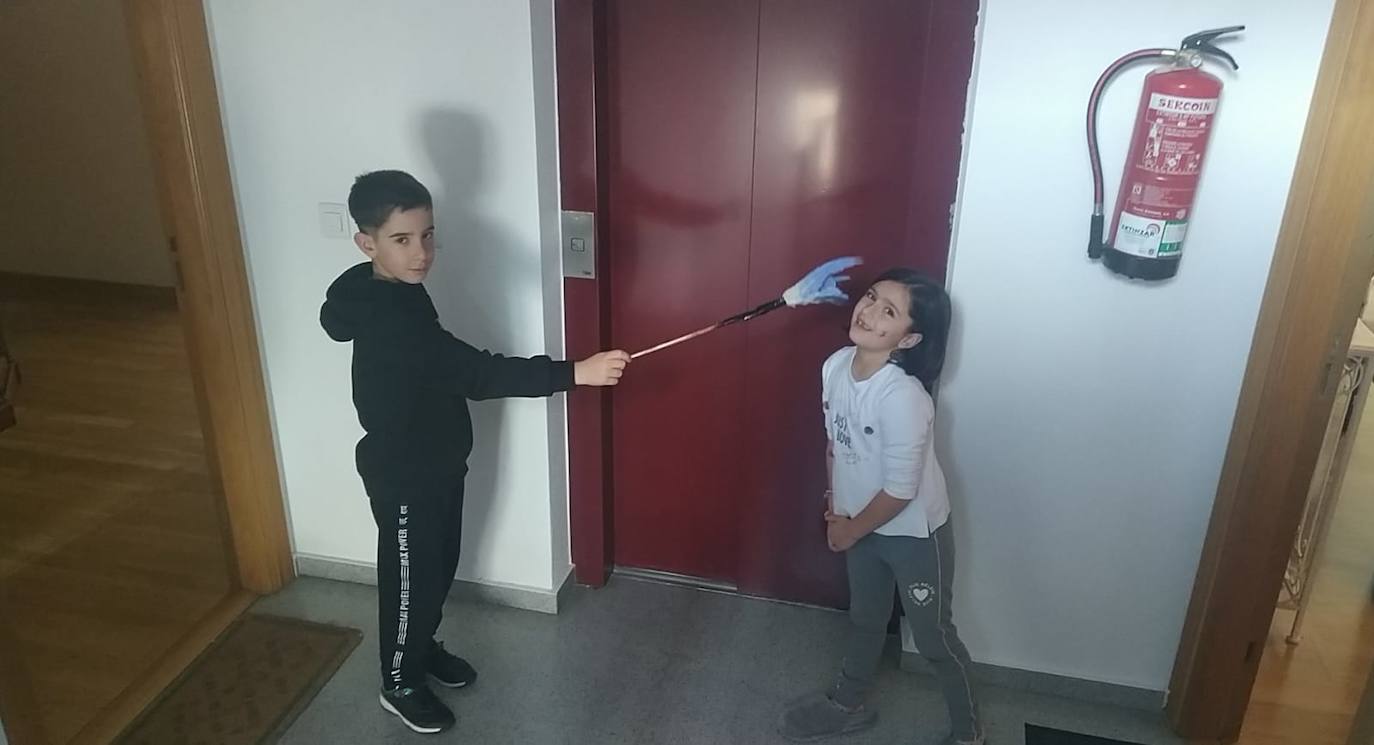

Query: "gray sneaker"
left=777, top=691, right=877, bottom=742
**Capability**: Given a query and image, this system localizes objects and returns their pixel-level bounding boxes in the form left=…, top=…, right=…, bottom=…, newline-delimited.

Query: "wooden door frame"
left=0, top=3, right=292, bottom=741
left=121, top=0, right=293, bottom=595
left=1166, top=0, right=1374, bottom=739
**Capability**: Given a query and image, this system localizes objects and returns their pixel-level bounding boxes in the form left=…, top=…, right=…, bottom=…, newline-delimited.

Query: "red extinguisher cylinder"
left=1085, top=26, right=1243, bottom=281
left=1104, top=66, right=1223, bottom=280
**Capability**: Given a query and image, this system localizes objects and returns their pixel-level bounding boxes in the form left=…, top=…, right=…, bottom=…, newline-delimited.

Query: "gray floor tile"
left=259, top=576, right=1184, bottom=745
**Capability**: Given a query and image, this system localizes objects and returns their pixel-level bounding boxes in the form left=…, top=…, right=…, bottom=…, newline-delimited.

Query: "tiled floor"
left=259, top=576, right=1184, bottom=745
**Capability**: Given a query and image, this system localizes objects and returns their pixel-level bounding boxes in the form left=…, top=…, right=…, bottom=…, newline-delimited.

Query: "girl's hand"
left=574, top=350, right=631, bottom=386
left=825, top=509, right=858, bottom=552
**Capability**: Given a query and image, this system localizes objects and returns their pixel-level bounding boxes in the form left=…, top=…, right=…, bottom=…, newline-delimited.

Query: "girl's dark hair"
left=876, top=268, right=951, bottom=392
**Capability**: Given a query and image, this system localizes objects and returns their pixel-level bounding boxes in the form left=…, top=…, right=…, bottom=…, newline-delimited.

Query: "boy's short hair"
left=348, top=170, right=433, bottom=233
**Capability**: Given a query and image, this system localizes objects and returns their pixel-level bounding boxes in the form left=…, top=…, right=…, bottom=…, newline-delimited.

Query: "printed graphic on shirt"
left=833, top=411, right=852, bottom=449
left=832, top=411, right=862, bottom=465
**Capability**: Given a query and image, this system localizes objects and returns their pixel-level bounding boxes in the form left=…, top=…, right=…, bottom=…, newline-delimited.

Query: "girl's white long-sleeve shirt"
left=822, top=347, right=950, bottom=538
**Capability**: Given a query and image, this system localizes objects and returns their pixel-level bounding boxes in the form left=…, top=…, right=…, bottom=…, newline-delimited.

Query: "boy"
left=320, top=170, right=628, bottom=734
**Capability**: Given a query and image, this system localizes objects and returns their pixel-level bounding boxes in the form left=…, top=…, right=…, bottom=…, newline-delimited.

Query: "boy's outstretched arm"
left=433, top=326, right=628, bottom=400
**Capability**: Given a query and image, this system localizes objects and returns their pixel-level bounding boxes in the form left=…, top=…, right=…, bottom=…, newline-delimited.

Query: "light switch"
left=318, top=202, right=350, bottom=238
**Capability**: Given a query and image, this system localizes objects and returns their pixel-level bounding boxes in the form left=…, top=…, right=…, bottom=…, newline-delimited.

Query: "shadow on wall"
left=419, top=107, right=542, bottom=578
left=928, top=294, right=991, bottom=646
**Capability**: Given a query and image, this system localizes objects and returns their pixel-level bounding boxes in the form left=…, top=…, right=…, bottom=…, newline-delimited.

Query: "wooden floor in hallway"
left=0, top=277, right=235, bottom=745
left=1240, top=394, right=1374, bottom=745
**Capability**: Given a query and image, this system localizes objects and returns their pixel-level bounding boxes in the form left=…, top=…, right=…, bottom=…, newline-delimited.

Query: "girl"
left=779, top=268, right=984, bottom=745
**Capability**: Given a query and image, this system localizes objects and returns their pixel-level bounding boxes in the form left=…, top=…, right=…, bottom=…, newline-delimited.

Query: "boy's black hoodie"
left=320, top=262, right=574, bottom=482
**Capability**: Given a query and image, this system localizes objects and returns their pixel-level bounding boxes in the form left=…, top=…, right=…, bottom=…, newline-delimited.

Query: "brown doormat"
left=115, top=614, right=362, bottom=745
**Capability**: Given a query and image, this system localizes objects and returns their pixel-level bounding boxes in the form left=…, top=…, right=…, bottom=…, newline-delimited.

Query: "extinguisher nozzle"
left=1088, top=214, right=1105, bottom=259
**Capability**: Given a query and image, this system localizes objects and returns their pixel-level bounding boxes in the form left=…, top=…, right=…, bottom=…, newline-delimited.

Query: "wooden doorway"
left=0, top=1, right=292, bottom=742
left=1166, top=0, right=1374, bottom=740
left=120, top=0, right=292, bottom=594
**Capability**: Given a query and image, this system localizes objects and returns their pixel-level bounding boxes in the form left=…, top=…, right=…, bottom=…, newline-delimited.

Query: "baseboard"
left=554, top=564, right=576, bottom=610
left=293, top=554, right=572, bottom=615
left=900, top=644, right=1165, bottom=711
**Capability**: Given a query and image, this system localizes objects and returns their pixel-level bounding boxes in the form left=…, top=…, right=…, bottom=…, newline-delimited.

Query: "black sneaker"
left=379, top=684, right=455, bottom=734
left=427, top=641, right=478, bottom=688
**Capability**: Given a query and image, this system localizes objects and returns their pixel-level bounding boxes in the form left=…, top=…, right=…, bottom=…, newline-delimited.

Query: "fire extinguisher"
left=1086, top=26, right=1244, bottom=280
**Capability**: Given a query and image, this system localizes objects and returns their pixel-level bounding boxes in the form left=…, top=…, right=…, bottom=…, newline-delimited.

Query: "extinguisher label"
left=1141, top=94, right=1218, bottom=176
left=1159, top=220, right=1187, bottom=256
left=1148, top=93, right=1217, bottom=115
left=1115, top=211, right=1189, bottom=259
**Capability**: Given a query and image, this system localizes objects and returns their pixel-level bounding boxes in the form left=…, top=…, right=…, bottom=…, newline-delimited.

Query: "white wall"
left=204, top=0, right=568, bottom=592
left=204, top=0, right=1335, bottom=694
left=940, top=1, right=1335, bottom=690
left=0, top=0, right=172, bottom=287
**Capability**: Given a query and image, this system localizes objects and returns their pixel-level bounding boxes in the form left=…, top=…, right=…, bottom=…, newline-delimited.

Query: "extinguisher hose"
left=1086, top=48, right=1175, bottom=259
